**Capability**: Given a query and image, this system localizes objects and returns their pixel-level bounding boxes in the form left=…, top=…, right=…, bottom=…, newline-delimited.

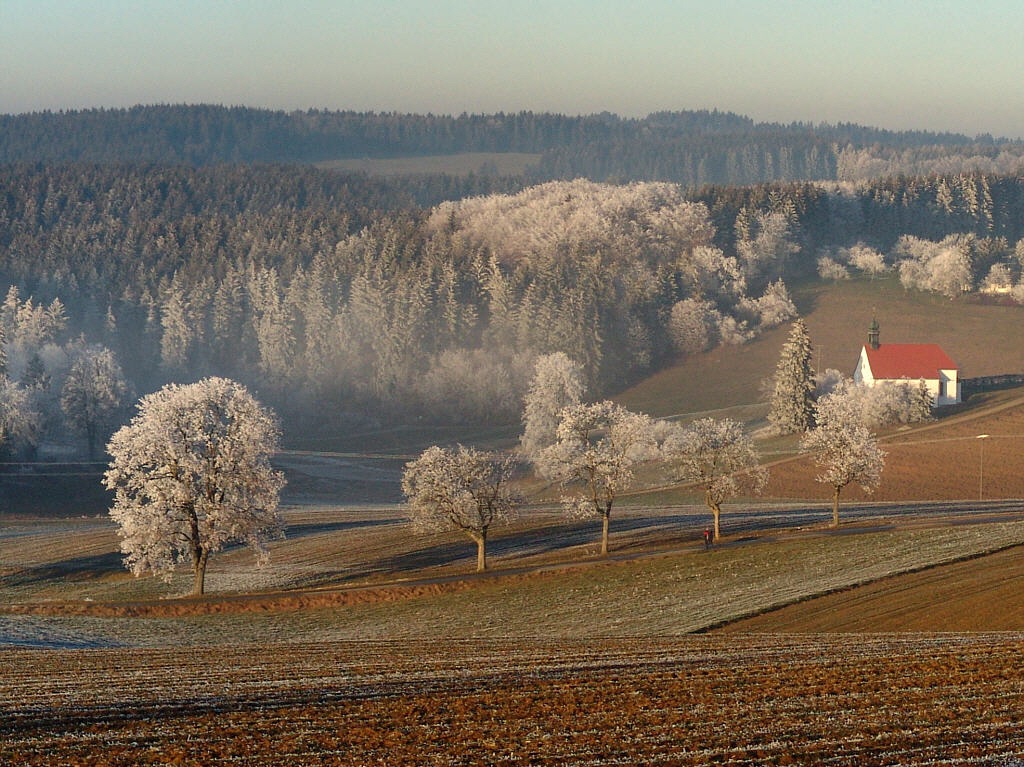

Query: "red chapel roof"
left=863, top=344, right=958, bottom=380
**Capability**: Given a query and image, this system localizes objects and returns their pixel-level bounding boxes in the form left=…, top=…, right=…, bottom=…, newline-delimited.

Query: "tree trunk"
left=706, top=490, right=722, bottom=541
left=188, top=506, right=208, bottom=595
left=832, top=486, right=841, bottom=528
left=192, top=547, right=209, bottom=596
left=600, top=511, right=610, bottom=556
left=475, top=531, right=487, bottom=572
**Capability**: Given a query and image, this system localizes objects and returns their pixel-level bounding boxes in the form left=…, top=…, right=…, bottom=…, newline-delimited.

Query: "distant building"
left=853, top=320, right=961, bottom=406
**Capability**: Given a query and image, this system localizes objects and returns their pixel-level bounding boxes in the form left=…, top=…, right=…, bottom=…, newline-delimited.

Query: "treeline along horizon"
left=2, top=104, right=1021, bottom=186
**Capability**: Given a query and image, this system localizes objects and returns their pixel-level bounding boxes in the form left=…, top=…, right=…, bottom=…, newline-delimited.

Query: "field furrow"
left=3, top=635, right=1023, bottom=766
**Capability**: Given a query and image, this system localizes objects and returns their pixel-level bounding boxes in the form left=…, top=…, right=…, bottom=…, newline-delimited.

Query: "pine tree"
left=767, top=318, right=815, bottom=434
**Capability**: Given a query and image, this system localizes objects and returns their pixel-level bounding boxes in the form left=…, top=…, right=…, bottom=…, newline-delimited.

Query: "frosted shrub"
left=717, top=315, right=753, bottom=345
left=843, top=243, right=888, bottom=277
left=752, top=280, right=798, bottom=328
left=981, top=262, right=1014, bottom=293
left=817, top=255, right=849, bottom=281
left=823, top=376, right=933, bottom=430
left=894, top=234, right=974, bottom=298
left=668, top=298, right=719, bottom=354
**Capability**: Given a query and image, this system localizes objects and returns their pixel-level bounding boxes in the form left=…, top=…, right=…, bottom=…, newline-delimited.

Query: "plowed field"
left=717, top=541, right=1024, bottom=633
left=3, top=635, right=1023, bottom=766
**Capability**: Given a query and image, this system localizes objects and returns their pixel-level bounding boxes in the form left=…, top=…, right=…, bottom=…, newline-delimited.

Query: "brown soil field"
left=762, top=391, right=1024, bottom=504
left=3, top=635, right=1023, bottom=766
left=716, top=543, right=1024, bottom=634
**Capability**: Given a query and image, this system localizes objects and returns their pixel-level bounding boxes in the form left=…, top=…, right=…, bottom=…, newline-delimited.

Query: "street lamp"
left=976, top=434, right=990, bottom=501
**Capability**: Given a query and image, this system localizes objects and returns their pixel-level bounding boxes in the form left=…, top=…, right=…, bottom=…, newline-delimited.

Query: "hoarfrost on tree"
left=662, top=418, right=768, bottom=542
left=817, top=255, right=850, bottom=281
left=402, top=444, right=520, bottom=572
left=801, top=387, right=886, bottom=528
left=60, top=344, right=130, bottom=459
left=0, top=375, right=40, bottom=456
left=104, top=377, right=285, bottom=596
left=842, top=243, right=887, bottom=277
left=520, top=352, right=585, bottom=458
left=767, top=319, right=815, bottom=435
left=535, top=401, right=656, bottom=556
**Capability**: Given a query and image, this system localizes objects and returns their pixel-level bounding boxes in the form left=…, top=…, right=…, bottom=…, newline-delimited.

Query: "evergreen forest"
left=3, top=104, right=1024, bottom=457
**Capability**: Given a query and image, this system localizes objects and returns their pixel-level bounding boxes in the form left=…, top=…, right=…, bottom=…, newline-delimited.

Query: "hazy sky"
left=4, top=0, right=1024, bottom=138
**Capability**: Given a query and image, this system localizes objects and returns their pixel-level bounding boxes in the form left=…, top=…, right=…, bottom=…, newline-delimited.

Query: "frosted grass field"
left=5, top=507, right=1024, bottom=647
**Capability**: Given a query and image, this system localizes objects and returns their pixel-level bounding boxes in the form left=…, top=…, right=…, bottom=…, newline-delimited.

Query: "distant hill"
left=3, top=104, right=1023, bottom=186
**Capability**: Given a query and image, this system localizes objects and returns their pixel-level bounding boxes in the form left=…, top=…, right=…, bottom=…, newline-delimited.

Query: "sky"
left=4, top=0, right=1024, bottom=138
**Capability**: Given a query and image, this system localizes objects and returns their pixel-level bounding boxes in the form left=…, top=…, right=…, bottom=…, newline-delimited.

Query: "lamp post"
left=976, top=434, right=990, bottom=501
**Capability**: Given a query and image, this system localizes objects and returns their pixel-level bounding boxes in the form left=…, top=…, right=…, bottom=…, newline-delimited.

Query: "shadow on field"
left=377, top=513, right=705, bottom=572
left=285, top=518, right=397, bottom=540
left=1, top=551, right=123, bottom=588
left=370, top=540, right=478, bottom=573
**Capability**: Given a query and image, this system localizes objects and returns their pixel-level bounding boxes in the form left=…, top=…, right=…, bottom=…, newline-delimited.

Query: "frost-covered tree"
left=817, top=255, right=849, bottom=281
left=815, top=375, right=932, bottom=430
left=767, top=319, right=815, bottom=434
left=747, top=279, right=798, bottom=329
left=104, top=377, right=285, bottom=596
left=159, top=280, right=198, bottom=376
left=735, top=210, right=800, bottom=286
left=843, top=243, right=887, bottom=278
left=536, top=401, right=655, bottom=555
left=0, top=375, right=41, bottom=457
left=716, top=315, right=754, bottom=345
left=60, top=345, right=131, bottom=459
left=520, top=352, right=585, bottom=458
left=662, top=418, right=768, bottom=541
left=668, top=298, right=719, bottom=355
left=800, top=390, right=886, bottom=528
left=402, top=445, right=520, bottom=571
left=894, top=234, right=974, bottom=299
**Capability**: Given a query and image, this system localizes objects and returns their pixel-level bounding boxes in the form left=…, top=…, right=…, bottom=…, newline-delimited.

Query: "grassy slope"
left=617, top=275, right=1024, bottom=420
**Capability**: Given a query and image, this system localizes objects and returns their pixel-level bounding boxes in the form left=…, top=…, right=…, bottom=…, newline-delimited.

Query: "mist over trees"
left=0, top=169, right=820, bottom=436
left=7, top=107, right=1024, bottom=450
